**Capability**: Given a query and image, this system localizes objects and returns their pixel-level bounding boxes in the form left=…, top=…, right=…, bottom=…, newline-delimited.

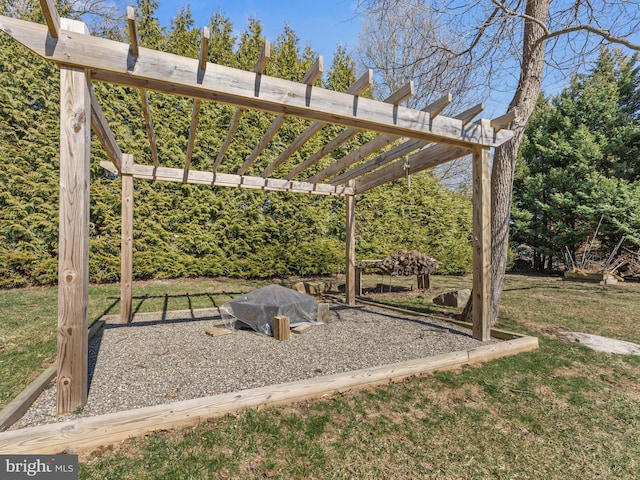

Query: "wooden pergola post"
left=120, top=154, right=134, bottom=323
left=471, top=144, right=491, bottom=341
left=56, top=18, right=91, bottom=414
left=345, top=181, right=356, bottom=305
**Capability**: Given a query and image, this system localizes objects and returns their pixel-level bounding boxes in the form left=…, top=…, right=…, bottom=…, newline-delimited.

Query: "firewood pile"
left=361, top=249, right=438, bottom=276
left=615, top=248, right=640, bottom=279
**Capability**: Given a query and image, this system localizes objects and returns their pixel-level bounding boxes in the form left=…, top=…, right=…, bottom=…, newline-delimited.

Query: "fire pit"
left=220, top=284, right=320, bottom=336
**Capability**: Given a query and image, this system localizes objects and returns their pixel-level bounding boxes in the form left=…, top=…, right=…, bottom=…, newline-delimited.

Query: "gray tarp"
left=220, top=284, right=320, bottom=336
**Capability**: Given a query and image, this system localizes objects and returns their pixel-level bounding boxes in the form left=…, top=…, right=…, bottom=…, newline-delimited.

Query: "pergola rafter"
left=312, top=93, right=455, bottom=184
left=286, top=82, right=415, bottom=181
left=213, top=40, right=271, bottom=173
left=127, top=7, right=159, bottom=168
left=1, top=2, right=514, bottom=415
left=265, top=69, right=374, bottom=180
left=183, top=26, right=210, bottom=181
left=330, top=102, right=486, bottom=187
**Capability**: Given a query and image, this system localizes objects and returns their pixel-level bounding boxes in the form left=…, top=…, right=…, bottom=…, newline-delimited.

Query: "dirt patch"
left=519, top=320, right=571, bottom=340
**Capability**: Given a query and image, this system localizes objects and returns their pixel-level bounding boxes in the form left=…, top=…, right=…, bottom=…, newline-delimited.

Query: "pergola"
left=0, top=2, right=514, bottom=415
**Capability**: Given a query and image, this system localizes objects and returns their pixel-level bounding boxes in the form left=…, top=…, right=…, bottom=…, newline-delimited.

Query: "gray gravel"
left=10, top=302, right=491, bottom=430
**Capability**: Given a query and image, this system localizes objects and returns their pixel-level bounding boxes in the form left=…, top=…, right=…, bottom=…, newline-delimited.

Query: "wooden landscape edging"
left=352, top=298, right=525, bottom=341
left=0, top=331, right=538, bottom=454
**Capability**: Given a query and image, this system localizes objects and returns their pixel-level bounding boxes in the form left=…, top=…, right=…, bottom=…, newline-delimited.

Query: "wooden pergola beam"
left=213, top=108, right=243, bottom=172
left=314, top=93, right=453, bottom=184
left=491, top=109, right=517, bottom=131
left=57, top=17, right=90, bottom=416
left=265, top=70, right=373, bottom=180
left=139, top=90, right=159, bottom=167
left=293, top=83, right=415, bottom=182
left=89, top=89, right=123, bottom=173
left=345, top=180, right=356, bottom=305
left=126, top=7, right=139, bottom=56
left=425, top=92, right=453, bottom=117
left=127, top=7, right=158, bottom=167
left=472, top=145, right=491, bottom=341
left=0, top=16, right=511, bottom=148
left=254, top=40, right=271, bottom=75
left=331, top=137, right=425, bottom=186
left=237, top=114, right=286, bottom=175
left=213, top=41, right=271, bottom=172
left=314, top=133, right=397, bottom=183
left=354, top=142, right=469, bottom=193
left=239, top=57, right=324, bottom=176
left=120, top=154, right=134, bottom=324
left=102, top=161, right=354, bottom=196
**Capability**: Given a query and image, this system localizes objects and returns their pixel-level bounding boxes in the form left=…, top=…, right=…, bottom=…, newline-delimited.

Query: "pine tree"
left=513, top=49, right=640, bottom=269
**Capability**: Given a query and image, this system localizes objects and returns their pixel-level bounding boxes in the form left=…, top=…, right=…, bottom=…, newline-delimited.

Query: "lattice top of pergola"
left=0, top=4, right=513, bottom=197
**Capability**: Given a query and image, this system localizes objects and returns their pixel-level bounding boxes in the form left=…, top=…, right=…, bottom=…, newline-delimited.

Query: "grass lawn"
left=2, top=274, right=640, bottom=479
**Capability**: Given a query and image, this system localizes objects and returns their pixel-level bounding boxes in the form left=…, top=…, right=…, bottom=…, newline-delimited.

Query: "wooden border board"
left=0, top=333, right=537, bottom=454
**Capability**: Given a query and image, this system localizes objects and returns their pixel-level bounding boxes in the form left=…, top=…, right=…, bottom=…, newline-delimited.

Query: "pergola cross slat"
left=238, top=57, right=324, bottom=176
left=126, top=7, right=159, bottom=168
left=184, top=27, right=210, bottom=181
left=288, top=82, right=415, bottom=182
left=311, top=92, right=454, bottom=184
left=330, top=102, right=487, bottom=186
left=0, top=4, right=513, bottom=415
left=263, top=69, right=373, bottom=180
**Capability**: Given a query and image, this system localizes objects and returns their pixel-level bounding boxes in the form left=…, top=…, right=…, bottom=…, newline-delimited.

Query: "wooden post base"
left=417, top=274, right=431, bottom=290
left=317, top=303, right=330, bottom=323
left=273, top=316, right=290, bottom=341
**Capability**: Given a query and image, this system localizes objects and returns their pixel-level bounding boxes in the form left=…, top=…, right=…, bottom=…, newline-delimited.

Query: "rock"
left=323, top=281, right=338, bottom=293
left=290, top=282, right=318, bottom=295
left=563, top=332, right=640, bottom=355
left=433, top=289, right=471, bottom=308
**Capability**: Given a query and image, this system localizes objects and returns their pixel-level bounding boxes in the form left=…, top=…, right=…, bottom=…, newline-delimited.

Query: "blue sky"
left=154, top=0, right=360, bottom=62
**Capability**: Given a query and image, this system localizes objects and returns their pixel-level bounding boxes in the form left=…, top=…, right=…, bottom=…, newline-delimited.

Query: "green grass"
left=2, top=274, right=640, bottom=479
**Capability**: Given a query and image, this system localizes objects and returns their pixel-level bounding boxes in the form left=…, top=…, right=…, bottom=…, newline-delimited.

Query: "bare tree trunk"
left=488, top=0, right=551, bottom=326
left=462, top=0, right=551, bottom=324
left=359, top=0, right=640, bottom=326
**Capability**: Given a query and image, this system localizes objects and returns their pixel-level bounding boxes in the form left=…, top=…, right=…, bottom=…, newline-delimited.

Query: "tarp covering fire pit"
left=220, top=284, right=320, bottom=336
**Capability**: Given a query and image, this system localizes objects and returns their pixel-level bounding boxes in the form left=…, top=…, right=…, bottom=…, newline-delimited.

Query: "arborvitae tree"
left=325, top=46, right=358, bottom=93
left=165, top=6, right=199, bottom=58
left=356, top=172, right=473, bottom=274
left=267, top=24, right=309, bottom=82
left=0, top=5, right=478, bottom=286
left=135, top=0, right=164, bottom=49
left=208, top=13, right=236, bottom=67
left=235, top=18, right=265, bottom=71
left=0, top=29, right=61, bottom=287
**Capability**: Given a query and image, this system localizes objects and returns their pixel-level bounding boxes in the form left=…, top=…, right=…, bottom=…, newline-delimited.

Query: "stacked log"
left=616, top=248, right=640, bottom=279
left=365, top=250, right=438, bottom=276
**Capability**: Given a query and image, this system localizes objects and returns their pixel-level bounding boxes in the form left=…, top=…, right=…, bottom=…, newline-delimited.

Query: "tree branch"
left=537, top=24, right=640, bottom=51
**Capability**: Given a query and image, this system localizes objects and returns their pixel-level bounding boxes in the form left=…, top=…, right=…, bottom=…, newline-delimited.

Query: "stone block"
left=432, top=289, right=471, bottom=308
